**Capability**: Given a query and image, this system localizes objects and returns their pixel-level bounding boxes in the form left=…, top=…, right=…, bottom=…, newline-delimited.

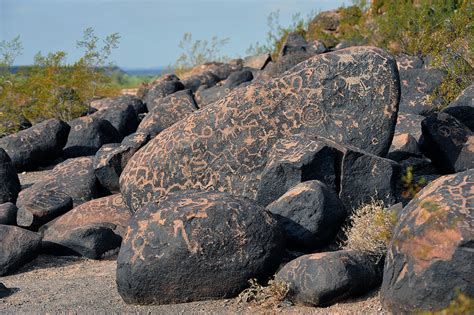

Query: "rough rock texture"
left=0, top=225, right=41, bottom=276
left=307, top=40, right=327, bottom=55
left=120, top=47, right=400, bottom=212
left=243, top=53, right=271, bottom=70
left=259, top=51, right=314, bottom=79
left=138, top=90, right=198, bottom=137
left=279, top=32, right=309, bottom=57
left=94, top=133, right=150, bottom=193
left=394, top=113, right=424, bottom=141
left=443, top=83, right=474, bottom=131
left=41, top=194, right=131, bottom=259
left=17, top=157, right=105, bottom=223
left=91, top=104, right=139, bottom=138
left=0, top=282, right=14, bottom=298
left=223, top=70, right=253, bottom=89
left=90, top=95, right=147, bottom=114
left=267, top=180, right=346, bottom=251
left=63, top=116, right=121, bottom=158
left=388, top=133, right=422, bottom=162
left=395, top=54, right=424, bottom=71
left=256, top=135, right=341, bottom=207
left=277, top=250, right=383, bottom=307
left=0, top=148, right=21, bottom=204
left=198, top=71, right=254, bottom=107
left=116, top=190, right=285, bottom=305
left=398, top=68, right=446, bottom=115
left=339, top=149, right=401, bottom=211
left=381, top=170, right=474, bottom=313
left=0, top=119, right=70, bottom=171
left=143, top=80, right=185, bottom=107
left=419, top=112, right=474, bottom=173
left=0, top=202, right=17, bottom=225
left=181, top=71, right=220, bottom=93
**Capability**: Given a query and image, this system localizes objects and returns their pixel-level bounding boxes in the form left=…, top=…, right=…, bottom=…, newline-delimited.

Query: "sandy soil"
left=0, top=255, right=386, bottom=314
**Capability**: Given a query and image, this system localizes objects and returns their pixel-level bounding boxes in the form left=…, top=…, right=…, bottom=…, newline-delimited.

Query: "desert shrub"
left=238, top=278, right=290, bottom=309
left=173, top=33, right=229, bottom=77
left=342, top=200, right=397, bottom=261
left=421, top=291, right=474, bottom=315
left=0, top=28, right=121, bottom=134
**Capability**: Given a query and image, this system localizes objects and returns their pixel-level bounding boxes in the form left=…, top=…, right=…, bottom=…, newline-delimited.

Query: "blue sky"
left=1, top=0, right=347, bottom=68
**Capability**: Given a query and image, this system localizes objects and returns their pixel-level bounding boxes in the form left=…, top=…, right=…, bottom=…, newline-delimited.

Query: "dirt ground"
left=0, top=255, right=386, bottom=314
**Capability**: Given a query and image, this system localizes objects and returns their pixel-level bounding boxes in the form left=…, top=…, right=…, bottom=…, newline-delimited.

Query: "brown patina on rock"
left=120, top=47, right=400, bottom=212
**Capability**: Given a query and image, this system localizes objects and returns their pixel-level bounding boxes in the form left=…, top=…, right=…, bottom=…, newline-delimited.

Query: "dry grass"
left=342, top=200, right=397, bottom=261
left=238, top=278, right=290, bottom=309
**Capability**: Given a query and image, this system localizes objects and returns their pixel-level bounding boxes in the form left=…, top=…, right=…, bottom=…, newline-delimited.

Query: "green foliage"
left=401, top=166, right=427, bottom=200
left=173, top=33, right=229, bottom=77
left=0, top=28, right=121, bottom=134
left=238, top=278, right=290, bottom=309
left=420, top=291, right=474, bottom=314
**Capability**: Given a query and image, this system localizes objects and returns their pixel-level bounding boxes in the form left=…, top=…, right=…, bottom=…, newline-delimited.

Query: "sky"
left=1, top=0, right=347, bottom=69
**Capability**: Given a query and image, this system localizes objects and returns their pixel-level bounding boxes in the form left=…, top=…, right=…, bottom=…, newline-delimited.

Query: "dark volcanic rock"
left=276, top=250, right=383, bottom=307
left=120, top=47, right=400, bottom=212
left=116, top=190, right=285, bottom=305
left=244, top=53, right=271, bottom=70
left=394, top=112, right=424, bottom=141
left=143, top=80, right=185, bottom=108
left=399, top=68, right=446, bottom=115
left=94, top=132, right=151, bottom=193
left=267, top=180, right=346, bottom=251
left=0, top=225, right=41, bottom=276
left=91, top=103, right=139, bottom=138
left=279, top=32, right=308, bottom=57
left=0, top=148, right=21, bottom=204
left=138, top=90, right=198, bottom=137
left=259, top=51, right=314, bottom=79
left=419, top=112, right=474, bottom=173
left=443, top=84, right=474, bottom=131
left=381, top=170, right=474, bottom=313
left=395, top=54, right=424, bottom=71
left=0, top=119, right=70, bottom=171
left=256, top=135, right=341, bottom=207
left=182, top=71, right=220, bottom=93
left=0, top=282, right=14, bottom=298
left=0, top=202, right=17, bottom=225
left=91, top=95, right=147, bottom=114
left=388, top=133, right=422, bottom=162
left=63, top=116, right=121, bottom=158
left=16, top=157, right=105, bottom=226
left=223, top=70, right=253, bottom=89
left=42, top=194, right=131, bottom=259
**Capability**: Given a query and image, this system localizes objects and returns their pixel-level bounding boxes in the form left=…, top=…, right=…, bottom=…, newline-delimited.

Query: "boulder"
left=0, top=148, right=21, bottom=204
left=0, top=225, right=41, bottom=276
left=137, top=74, right=181, bottom=100
left=41, top=194, right=131, bottom=259
left=307, top=40, right=327, bottom=55
left=94, top=132, right=151, bottom=193
left=0, top=282, right=14, bottom=298
left=91, top=103, right=139, bottom=138
left=90, top=95, right=147, bottom=114
left=182, top=71, right=220, bottom=93
left=138, top=90, right=198, bottom=137
left=196, top=86, right=229, bottom=107
left=399, top=68, right=446, bottom=115
left=116, top=190, right=285, bottom=305
left=0, top=119, right=70, bottom=171
left=388, top=133, right=422, bottom=162
left=267, top=180, right=347, bottom=251
left=419, top=112, right=474, bottom=173
left=394, top=113, right=424, bottom=141
left=279, top=32, right=308, bottom=57
left=63, top=116, right=121, bottom=158
left=0, top=202, right=17, bottom=225
left=395, top=54, right=424, bottom=71
left=276, top=250, right=383, bottom=307
left=259, top=51, right=314, bottom=79
left=243, top=53, right=271, bottom=70
left=143, top=80, right=185, bottom=108
left=16, top=157, right=105, bottom=229
left=381, top=170, right=474, bottom=312
left=211, top=62, right=243, bottom=81
left=223, top=69, right=253, bottom=89
left=443, top=83, right=474, bottom=131
left=120, top=47, right=400, bottom=212
left=256, top=135, right=341, bottom=207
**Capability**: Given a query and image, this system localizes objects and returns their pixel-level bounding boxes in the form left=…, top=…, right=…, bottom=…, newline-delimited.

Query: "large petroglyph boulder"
left=381, top=170, right=474, bottom=312
left=120, top=47, right=400, bottom=212
left=42, top=194, right=131, bottom=259
left=0, top=148, right=21, bottom=204
left=116, top=190, right=285, bottom=305
left=0, top=119, right=70, bottom=171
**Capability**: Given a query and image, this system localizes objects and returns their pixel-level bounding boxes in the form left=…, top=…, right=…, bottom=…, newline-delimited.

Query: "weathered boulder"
left=394, top=112, right=424, bottom=141
left=91, top=103, right=139, bottom=138
left=381, top=170, right=474, bottom=312
left=120, top=47, right=400, bottom=212
left=388, top=133, right=422, bottom=162
left=267, top=180, right=346, bottom=251
left=41, top=194, right=131, bottom=259
left=182, top=71, right=220, bottom=92
left=143, top=80, right=185, bottom=107
left=443, top=84, right=474, bottom=131
left=276, top=250, right=383, bottom=306
left=90, top=95, right=147, bottom=114
left=137, top=74, right=181, bottom=100
left=259, top=51, right=314, bottom=79
left=0, top=282, right=14, bottom=298
left=223, top=69, right=253, bottom=89
left=116, top=190, right=285, bottom=305
left=138, top=90, right=198, bottom=137
left=198, top=71, right=254, bottom=106
left=395, top=54, right=424, bottom=71
left=16, top=157, right=105, bottom=229
left=0, top=225, right=41, bottom=276
left=419, top=112, right=474, bottom=173
left=243, top=53, right=271, bottom=70
left=399, top=68, right=446, bottom=115
left=0, top=148, right=21, bottom=204
left=0, top=119, right=70, bottom=171
left=94, top=132, right=151, bottom=193
left=0, top=202, right=17, bottom=225
left=279, top=32, right=308, bottom=57
left=307, top=40, right=327, bottom=55
left=256, top=135, right=341, bottom=207
left=63, top=116, right=121, bottom=158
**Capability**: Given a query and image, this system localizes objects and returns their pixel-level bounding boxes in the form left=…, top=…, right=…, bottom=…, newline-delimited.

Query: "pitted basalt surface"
left=42, top=194, right=131, bottom=259
left=120, top=47, right=400, bottom=212
left=381, top=169, right=474, bottom=312
left=0, top=148, right=21, bottom=204
left=116, top=190, right=285, bottom=305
